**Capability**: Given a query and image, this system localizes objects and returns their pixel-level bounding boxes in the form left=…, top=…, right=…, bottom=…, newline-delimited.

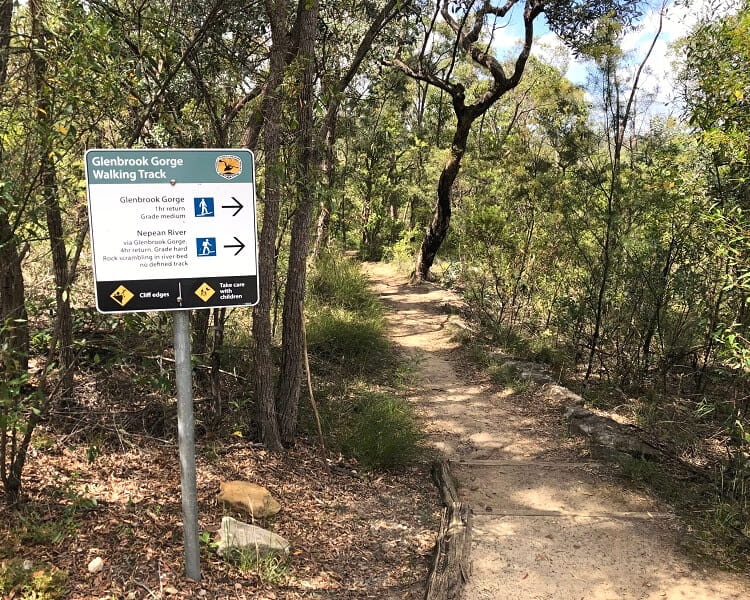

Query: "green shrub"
left=0, top=559, right=67, bottom=599
left=308, top=251, right=381, bottom=315
left=340, top=391, right=424, bottom=470
left=226, top=549, right=290, bottom=585
left=306, top=307, right=389, bottom=373
left=529, top=339, right=569, bottom=369
left=488, top=362, right=520, bottom=384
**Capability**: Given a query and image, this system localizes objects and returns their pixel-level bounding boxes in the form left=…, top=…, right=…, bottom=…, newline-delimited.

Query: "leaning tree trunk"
left=277, top=0, right=319, bottom=445
left=310, top=0, right=406, bottom=260
left=413, top=113, right=473, bottom=282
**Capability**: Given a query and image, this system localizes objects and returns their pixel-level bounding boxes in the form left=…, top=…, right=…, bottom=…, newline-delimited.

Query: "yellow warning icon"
left=216, top=155, right=242, bottom=179
left=195, top=282, right=216, bottom=302
left=110, top=285, right=134, bottom=307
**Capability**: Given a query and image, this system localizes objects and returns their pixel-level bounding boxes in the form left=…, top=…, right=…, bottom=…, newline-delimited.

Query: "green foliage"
left=306, top=252, right=391, bottom=375
left=308, top=251, right=382, bottom=315
left=225, top=549, right=290, bottom=585
left=321, top=389, right=424, bottom=470
left=487, top=362, right=520, bottom=385
left=305, top=307, right=389, bottom=374
left=303, top=251, right=424, bottom=468
left=0, top=359, right=45, bottom=501
left=0, top=559, right=67, bottom=600
left=12, top=512, right=74, bottom=547
left=616, top=455, right=665, bottom=486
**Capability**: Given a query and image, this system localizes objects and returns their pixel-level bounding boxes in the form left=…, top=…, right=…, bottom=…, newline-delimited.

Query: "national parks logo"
left=215, top=155, right=242, bottom=179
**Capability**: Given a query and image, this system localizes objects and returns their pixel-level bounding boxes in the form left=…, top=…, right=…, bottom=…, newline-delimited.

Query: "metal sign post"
left=85, top=149, right=259, bottom=581
left=173, top=310, right=200, bottom=580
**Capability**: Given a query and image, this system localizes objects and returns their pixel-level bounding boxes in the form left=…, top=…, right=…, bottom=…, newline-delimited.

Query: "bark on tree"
left=0, top=218, right=27, bottom=377
left=414, top=113, right=472, bottom=281
left=0, top=0, right=27, bottom=379
left=277, top=0, right=319, bottom=445
left=31, top=0, right=74, bottom=402
left=251, top=0, right=288, bottom=451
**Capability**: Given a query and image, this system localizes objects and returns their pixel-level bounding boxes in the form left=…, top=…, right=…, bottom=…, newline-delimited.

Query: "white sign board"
left=85, top=149, right=259, bottom=312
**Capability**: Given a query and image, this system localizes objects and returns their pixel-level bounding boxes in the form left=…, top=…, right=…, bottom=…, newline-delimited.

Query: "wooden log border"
left=424, top=460, right=472, bottom=600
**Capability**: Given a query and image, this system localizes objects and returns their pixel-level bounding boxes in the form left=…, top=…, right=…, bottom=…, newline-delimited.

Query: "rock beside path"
left=215, top=516, right=290, bottom=558
left=565, top=406, right=661, bottom=459
left=542, top=383, right=585, bottom=406
left=217, top=481, right=281, bottom=518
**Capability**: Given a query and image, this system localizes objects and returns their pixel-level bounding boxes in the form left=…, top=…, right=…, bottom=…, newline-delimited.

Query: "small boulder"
left=565, top=406, right=661, bottom=459
left=217, top=481, right=281, bottom=518
left=215, top=516, right=290, bottom=558
left=544, top=384, right=585, bottom=406
left=87, top=556, right=104, bottom=574
left=500, top=360, right=553, bottom=384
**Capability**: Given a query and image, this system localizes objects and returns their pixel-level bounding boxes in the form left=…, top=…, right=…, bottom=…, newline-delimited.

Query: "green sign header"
left=85, top=149, right=254, bottom=185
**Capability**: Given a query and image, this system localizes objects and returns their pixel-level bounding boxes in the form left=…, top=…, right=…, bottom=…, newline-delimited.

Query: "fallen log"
left=425, top=461, right=472, bottom=600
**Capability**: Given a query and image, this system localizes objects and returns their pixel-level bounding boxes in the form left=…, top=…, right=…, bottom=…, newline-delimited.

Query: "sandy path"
left=365, top=262, right=750, bottom=600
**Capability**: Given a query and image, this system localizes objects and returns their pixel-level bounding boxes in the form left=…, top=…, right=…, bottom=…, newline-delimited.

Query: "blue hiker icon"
left=196, top=237, right=216, bottom=256
left=194, top=197, right=214, bottom=217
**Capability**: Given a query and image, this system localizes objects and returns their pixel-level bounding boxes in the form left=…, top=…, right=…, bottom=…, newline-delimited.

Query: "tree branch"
left=127, top=0, right=225, bottom=147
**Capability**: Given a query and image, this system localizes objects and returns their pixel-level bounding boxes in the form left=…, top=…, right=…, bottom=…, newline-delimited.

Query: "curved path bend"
left=365, top=262, right=750, bottom=600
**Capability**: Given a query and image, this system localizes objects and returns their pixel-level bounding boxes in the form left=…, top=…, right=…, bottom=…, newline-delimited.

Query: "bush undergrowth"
left=304, top=252, right=424, bottom=470
left=318, top=388, right=424, bottom=470
left=0, top=559, right=67, bottom=599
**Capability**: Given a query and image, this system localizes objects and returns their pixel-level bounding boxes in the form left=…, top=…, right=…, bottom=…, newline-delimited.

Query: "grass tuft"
left=342, top=391, right=424, bottom=470
left=305, top=306, right=389, bottom=373
left=308, top=251, right=381, bottom=315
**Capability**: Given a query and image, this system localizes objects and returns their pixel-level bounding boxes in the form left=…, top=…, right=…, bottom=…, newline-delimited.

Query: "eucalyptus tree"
left=253, top=0, right=415, bottom=447
left=454, top=56, right=590, bottom=334
left=0, top=0, right=26, bottom=384
left=394, top=0, right=644, bottom=282
left=681, top=2, right=750, bottom=385
left=311, top=0, right=417, bottom=258
left=576, top=6, right=666, bottom=383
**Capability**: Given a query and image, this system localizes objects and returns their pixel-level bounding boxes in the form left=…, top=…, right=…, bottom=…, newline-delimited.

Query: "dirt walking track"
left=365, top=262, right=750, bottom=600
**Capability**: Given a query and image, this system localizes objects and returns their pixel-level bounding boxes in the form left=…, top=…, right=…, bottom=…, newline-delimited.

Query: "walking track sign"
left=85, top=149, right=258, bottom=313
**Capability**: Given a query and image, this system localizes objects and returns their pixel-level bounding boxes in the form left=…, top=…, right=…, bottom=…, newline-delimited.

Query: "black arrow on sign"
left=221, top=196, right=243, bottom=216
left=224, top=237, right=246, bottom=256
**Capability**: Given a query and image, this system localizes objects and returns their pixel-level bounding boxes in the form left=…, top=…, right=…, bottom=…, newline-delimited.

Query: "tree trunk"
left=311, top=100, right=337, bottom=261
left=31, top=0, right=74, bottom=402
left=192, top=310, right=211, bottom=360
left=311, top=0, right=406, bottom=260
left=251, top=0, right=288, bottom=451
left=413, top=113, right=473, bottom=281
left=0, top=216, right=27, bottom=377
left=0, top=0, right=25, bottom=369
left=641, top=236, right=676, bottom=375
left=277, top=0, right=319, bottom=445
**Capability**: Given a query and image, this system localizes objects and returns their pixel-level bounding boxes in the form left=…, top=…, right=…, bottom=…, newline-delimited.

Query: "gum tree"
left=395, top=0, right=642, bottom=282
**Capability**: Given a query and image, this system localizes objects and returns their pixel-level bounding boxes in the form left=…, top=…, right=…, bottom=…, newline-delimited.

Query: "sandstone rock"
left=499, top=360, right=553, bottom=384
left=544, top=384, right=585, bottom=406
left=565, top=406, right=661, bottom=459
left=215, top=516, right=290, bottom=558
left=217, top=481, right=281, bottom=518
